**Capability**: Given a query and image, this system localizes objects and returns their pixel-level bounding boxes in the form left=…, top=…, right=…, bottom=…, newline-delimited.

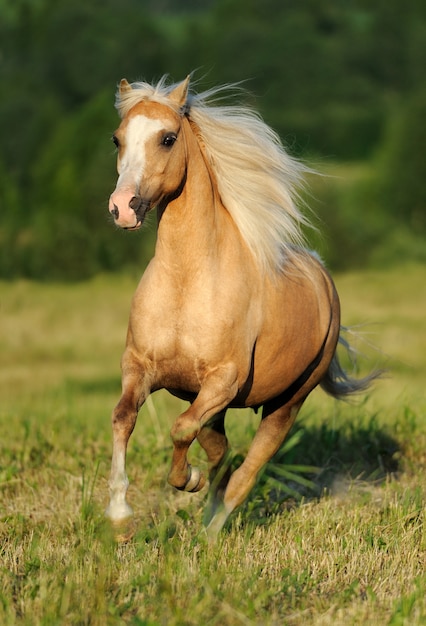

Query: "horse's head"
left=109, top=77, right=190, bottom=229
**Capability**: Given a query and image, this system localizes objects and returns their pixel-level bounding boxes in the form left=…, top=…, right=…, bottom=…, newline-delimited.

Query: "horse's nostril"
left=111, top=203, right=119, bottom=219
left=129, top=196, right=143, bottom=212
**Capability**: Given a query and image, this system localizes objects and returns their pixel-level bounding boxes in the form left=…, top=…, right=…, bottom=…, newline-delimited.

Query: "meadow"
left=0, top=263, right=425, bottom=625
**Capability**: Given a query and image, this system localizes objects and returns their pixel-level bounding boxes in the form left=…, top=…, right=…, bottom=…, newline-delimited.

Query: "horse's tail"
left=320, top=330, right=382, bottom=400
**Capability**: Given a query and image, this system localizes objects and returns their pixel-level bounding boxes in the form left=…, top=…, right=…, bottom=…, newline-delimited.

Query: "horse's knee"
left=170, top=413, right=200, bottom=445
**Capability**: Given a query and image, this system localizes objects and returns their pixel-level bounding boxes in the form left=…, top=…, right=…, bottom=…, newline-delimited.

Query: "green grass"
left=0, top=264, right=425, bottom=625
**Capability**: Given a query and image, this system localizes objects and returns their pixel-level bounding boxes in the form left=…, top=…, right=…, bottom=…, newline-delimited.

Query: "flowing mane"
left=116, top=76, right=313, bottom=274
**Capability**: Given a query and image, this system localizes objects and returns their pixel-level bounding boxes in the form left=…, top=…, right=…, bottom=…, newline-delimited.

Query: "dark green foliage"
left=376, top=90, right=426, bottom=234
left=0, top=0, right=425, bottom=278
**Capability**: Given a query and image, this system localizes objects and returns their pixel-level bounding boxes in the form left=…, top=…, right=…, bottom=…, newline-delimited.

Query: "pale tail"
left=320, top=333, right=382, bottom=399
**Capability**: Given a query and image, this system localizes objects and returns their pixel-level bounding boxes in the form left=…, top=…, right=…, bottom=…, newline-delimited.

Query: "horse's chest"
left=147, top=333, right=213, bottom=394
left=146, top=322, right=218, bottom=364
left=131, top=303, right=212, bottom=353
left=129, top=272, right=254, bottom=389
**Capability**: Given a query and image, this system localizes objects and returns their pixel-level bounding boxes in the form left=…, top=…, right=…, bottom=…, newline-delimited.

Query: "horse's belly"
left=231, top=289, right=335, bottom=407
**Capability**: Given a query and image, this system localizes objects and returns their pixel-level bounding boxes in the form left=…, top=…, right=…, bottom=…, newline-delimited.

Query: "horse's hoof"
left=110, top=517, right=136, bottom=543
left=205, top=505, right=230, bottom=542
left=184, top=465, right=206, bottom=492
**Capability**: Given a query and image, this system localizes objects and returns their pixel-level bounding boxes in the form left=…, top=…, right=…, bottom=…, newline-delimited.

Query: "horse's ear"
left=168, top=76, right=190, bottom=108
left=119, top=79, right=132, bottom=96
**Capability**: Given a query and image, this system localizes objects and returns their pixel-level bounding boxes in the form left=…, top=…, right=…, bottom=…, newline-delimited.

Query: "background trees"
left=0, top=0, right=425, bottom=279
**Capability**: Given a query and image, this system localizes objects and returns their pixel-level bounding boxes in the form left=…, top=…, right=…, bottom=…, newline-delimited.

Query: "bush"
left=375, top=90, right=426, bottom=235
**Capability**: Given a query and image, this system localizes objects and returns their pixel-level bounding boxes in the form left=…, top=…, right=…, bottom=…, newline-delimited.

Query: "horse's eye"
left=161, top=133, right=177, bottom=148
left=112, top=135, right=120, bottom=148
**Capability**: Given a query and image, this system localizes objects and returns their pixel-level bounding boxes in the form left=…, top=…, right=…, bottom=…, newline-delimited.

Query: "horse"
left=105, top=75, right=375, bottom=539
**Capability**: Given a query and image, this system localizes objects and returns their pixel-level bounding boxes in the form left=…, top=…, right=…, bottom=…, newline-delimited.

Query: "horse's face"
left=109, top=101, right=187, bottom=230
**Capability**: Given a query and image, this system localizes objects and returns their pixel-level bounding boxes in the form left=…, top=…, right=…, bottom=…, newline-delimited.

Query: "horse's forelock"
left=115, top=77, right=189, bottom=119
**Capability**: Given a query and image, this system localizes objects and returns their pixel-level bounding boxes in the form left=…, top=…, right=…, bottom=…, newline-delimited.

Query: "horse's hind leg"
left=196, top=410, right=232, bottom=521
left=205, top=400, right=302, bottom=539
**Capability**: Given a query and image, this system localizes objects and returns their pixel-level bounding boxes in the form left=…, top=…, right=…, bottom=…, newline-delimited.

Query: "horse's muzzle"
left=109, top=192, right=151, bottom=229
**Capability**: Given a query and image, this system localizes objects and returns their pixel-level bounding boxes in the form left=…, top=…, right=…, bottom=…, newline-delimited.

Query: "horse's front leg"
left=105, top=355, right=149, bottom=537
left=168, top=364, right=238, bottom=493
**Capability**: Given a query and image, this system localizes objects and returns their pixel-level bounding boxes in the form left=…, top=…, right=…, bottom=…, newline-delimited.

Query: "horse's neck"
left=155, top=119, right=233, bottom=273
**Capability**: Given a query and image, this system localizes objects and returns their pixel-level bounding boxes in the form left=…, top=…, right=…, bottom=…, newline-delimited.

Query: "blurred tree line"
left=0, top=0, right=425, bottom=279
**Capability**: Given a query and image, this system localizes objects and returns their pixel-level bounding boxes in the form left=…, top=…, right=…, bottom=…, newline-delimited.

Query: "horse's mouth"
left=123, top=216, right=145, bottom=231
left=123, top=222, right=142, bottom=231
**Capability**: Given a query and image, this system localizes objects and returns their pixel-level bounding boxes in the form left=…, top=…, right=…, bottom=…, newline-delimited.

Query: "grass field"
left=0, top=263, right=425, bottom=625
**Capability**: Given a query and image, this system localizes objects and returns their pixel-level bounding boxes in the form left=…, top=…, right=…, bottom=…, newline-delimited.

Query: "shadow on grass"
left=237, top=414, right=403, bottom=524
left=290, top=417, right=400, bottom=484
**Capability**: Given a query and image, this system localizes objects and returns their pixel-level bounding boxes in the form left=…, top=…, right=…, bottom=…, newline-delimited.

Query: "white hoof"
left=105, top=501, right=134, bottom=523
left=105, top=502, right=135, bottom=542
left=184, top=465, right=205, bottom=492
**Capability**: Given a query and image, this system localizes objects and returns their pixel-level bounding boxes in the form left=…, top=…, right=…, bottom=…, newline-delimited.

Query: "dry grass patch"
left=1, top=265, right=425, bottom=624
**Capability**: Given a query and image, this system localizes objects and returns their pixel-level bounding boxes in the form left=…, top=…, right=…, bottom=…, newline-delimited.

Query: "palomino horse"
left=105, top=76, right=374, bottom=539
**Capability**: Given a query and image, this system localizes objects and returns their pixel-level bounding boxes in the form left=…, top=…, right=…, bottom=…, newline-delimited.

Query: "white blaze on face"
left=109, top=115, right=165, bottom=228
left=116, top=115, right=164, bottom=191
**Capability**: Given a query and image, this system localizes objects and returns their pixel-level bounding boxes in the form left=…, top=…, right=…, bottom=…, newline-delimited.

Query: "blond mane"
left=116, top=76, right=313, bottom=274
